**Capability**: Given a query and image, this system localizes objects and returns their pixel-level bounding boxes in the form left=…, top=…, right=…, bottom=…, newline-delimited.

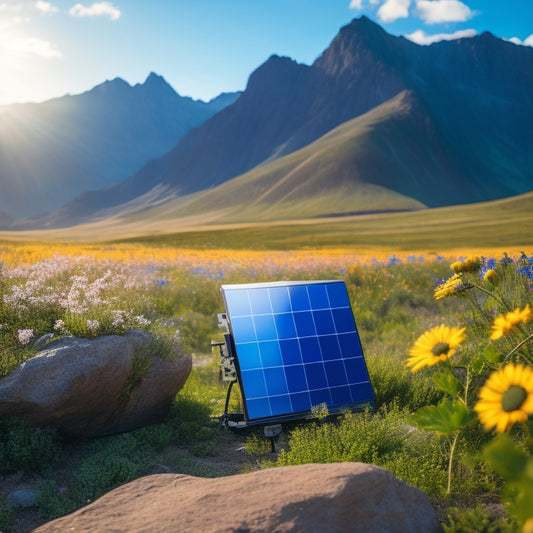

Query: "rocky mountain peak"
left=244, top=54, right=310, bottom=98
left=313, top=16, right=403, bottom=78
left=89, top=76, right=131, bottom=96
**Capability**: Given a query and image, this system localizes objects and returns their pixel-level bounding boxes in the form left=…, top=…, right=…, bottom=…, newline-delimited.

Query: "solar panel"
left=221, top=280, right=374, bottom=425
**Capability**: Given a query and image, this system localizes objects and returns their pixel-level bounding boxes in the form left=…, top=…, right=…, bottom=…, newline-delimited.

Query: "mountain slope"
left=120, top=90, right=446, bottom=224
left=0, top=73, right=238, bottom=219
left=15, top=16, right=533, bottom=229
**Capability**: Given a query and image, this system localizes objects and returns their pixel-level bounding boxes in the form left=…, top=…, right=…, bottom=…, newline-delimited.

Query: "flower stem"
left=471, top=283, right=509, bottom=310
left=504, top=333, right=533, bottom=363
left=447, top=431, right=460, bottom=494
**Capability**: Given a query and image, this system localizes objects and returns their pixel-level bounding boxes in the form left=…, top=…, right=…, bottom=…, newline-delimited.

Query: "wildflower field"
left=1, top=241, right=532, bottom=532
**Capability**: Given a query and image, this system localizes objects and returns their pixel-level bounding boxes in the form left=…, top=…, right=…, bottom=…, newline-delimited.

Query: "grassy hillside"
left=106, top=190, right=533, bottom=251
left=115, top=91, right=428, bottom=226
left=1, top=191, right=531, bottom=254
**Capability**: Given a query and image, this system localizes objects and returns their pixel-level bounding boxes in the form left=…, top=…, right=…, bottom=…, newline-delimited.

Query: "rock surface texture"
left=34, top=462, right=443, bottom=532
left=0, top=329, right=191, bottom=437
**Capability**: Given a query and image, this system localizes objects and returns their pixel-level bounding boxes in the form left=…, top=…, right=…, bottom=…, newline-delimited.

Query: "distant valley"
left=1, top=16, right=532, bottom=231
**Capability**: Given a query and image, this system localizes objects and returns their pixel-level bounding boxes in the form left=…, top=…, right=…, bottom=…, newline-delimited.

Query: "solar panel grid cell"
left=221, top=280, right=374, bottom=423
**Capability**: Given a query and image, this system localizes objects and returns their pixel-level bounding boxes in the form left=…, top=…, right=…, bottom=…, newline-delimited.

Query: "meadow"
left=1, top=241, right=532, bottom=532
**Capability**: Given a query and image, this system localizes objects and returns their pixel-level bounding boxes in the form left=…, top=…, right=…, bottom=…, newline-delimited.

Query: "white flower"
left=54, top=319, right=65, bottom=331
left=111, top=310, right=126, bottom=328
left=135, top=315, right=151, bottom=327
left=17, top=329, right=34, bottom=345
left=86, top=319, right=100, bottom=334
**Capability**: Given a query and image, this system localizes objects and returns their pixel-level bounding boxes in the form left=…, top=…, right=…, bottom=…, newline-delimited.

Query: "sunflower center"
left=501, top=385, right=527, bottom=412
left=431, top=342, right=450, bottom=356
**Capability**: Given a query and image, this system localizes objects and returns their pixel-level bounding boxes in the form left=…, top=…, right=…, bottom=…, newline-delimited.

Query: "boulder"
left=0, top=330, right=191, bottom=437
left=7, top=488, right=40, bottom=509
left=34, top=462, right=443, bottom=532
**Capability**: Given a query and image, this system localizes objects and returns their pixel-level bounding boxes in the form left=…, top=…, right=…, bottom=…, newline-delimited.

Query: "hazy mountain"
left=0, top=73, right=238, bottom=219
left=12, top=16, right=533, bottom=229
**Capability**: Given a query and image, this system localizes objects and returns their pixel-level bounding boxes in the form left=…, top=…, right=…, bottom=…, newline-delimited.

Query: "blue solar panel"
left=221, top=280, right=374, bottom=424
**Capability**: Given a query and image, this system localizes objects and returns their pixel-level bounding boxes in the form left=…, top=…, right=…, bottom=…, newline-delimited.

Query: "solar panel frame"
left=221, top=280, right=374, bottom=425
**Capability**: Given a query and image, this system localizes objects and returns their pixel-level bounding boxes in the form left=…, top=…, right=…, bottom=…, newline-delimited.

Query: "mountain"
left=0, top=73, right=238, bottom=219
left=12, top=16, right=533, bottom=229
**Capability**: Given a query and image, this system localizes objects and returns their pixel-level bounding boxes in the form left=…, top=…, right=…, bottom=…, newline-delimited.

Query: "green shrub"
left=0, top=497, right=13, bottom=532
left=0, top=416, right=61, bottom=474
left=39, top=432, right=152, bottom=520
left=245, top=431, right=273, bottom=456
left=367, top=348, right=443, bottom=411
left=442, top=504, right=517, bottom=533
left=380, top=436, right=447, bottom=496
left=277, top=405, right=407, bottom=466
left=133, top=424, right=173, bottom=451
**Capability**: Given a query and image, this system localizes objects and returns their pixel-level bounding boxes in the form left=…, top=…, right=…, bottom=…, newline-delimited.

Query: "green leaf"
left=483, top=433, right=527, bottom=480
left=411, top=399, right=473, bottom=434
left=431, top=369, right=461, bottom=395
left=484, top=344, right=502, bottom=364
left=470, top=353, right=485, bottom=375
left=511, top=468, right=533, bottom=525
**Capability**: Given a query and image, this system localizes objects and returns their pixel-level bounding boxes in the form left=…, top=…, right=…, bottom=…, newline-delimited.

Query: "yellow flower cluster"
left=450, top=256, right=482, bottom=274
left=434, top=274, right=464, bottom=300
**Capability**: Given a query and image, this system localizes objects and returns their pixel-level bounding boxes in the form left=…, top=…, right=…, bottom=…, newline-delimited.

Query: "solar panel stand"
left=211, top=337, right=238, bottom=428
left=264, top=424, right=282, bottom=452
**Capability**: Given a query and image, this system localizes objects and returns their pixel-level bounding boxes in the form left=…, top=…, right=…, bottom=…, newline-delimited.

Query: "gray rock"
left=34, top=463, right=443, bottom=532
left=7, top=488, right=40, bottom=509
left=0, top=330, right=192, bottom=437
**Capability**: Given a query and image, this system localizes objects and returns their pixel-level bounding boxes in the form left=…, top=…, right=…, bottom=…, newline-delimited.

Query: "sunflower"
left=434, top=274, right=465, bottom=300
left=490, top=304, right=531, bottom=340
left=474, top=363, right=533, bottom=433
left=407, top=325, right=466, bottom=372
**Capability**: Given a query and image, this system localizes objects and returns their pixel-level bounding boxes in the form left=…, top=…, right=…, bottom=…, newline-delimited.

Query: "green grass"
left=1, top=188, right=531, bottom=251
left=104, top=190, right=533, bottom=251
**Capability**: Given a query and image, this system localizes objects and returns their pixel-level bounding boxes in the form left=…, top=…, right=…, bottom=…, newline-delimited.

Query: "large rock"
left=34, top=463, right=443, bottom=532
left=0, top=330, right=191, bottom=437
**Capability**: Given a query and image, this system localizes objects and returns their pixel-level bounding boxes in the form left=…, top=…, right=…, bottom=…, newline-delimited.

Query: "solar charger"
left=216, top=280, right=375, bottom=428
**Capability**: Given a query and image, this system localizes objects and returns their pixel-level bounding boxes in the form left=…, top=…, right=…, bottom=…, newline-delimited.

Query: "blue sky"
left=1, top=0, right=532, bottom=106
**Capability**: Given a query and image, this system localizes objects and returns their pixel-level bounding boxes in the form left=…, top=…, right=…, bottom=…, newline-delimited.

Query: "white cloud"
left=415, top=0, right=474, bottom=25
left=377, top=0, right=410, bottom=24
left=0, top=3, right=23, bottom=11
left=349, top=0, right=364, bottom=9
left=405, top=28, right=476, bottom=45
left=69, top=2, right=121, bottom=21
left=1, top=34, right=62, bottom=62
left=35, top=1, right=59, bottom=13
left=507, top=34, right=533, bottom=47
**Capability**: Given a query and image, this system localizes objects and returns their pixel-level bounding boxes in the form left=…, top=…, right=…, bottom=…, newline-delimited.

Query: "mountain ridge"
left=0, top=74, right=238, bottom=220
left=6, top=16, right=533, bottom=230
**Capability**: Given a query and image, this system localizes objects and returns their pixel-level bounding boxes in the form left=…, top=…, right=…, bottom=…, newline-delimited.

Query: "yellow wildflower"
left=451, top=257, right=482, bottom=274
left=474, top=364, right=533, bottom=433
left=490, top=305, right=531, bottom=340
left=483, top=269, right=499, bottom=285
left=434, top=274, right=463, bottom=300
left=407, top=325, right=466, bottom=372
